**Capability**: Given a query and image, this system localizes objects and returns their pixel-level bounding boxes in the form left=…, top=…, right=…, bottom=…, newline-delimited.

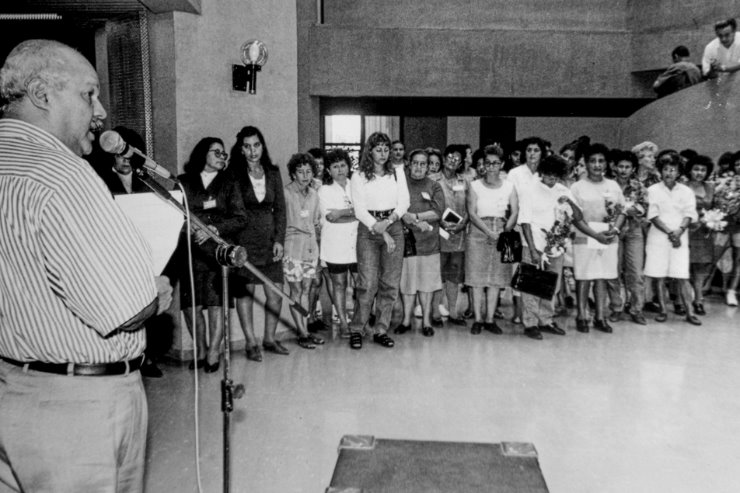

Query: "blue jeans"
left=606, top=224, right=645, bottom=314
left=350, top=222, right=404, bottom=334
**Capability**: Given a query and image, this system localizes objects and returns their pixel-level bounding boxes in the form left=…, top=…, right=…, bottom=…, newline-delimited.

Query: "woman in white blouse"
left=318, top=149, right=358, bottom=338
left=644, top=151, right=700, bottom=325
left=348, top=132, right=410, bottom=350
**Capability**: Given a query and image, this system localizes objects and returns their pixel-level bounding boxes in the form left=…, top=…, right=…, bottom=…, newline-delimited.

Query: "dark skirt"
left=231, top=260, right=284, bottom=296
left=689, top=226, right=714, bottom=264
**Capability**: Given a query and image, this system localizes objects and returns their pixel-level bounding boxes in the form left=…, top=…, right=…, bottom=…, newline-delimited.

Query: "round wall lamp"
left=232, top=39, right=268, bottom=94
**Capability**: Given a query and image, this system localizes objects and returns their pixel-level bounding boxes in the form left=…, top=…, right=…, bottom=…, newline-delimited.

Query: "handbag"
left=402, top=225, right=417, bottom=257
left=510, top=262, right=559, bottom=300
left=497, top=230, right=522, bottom=263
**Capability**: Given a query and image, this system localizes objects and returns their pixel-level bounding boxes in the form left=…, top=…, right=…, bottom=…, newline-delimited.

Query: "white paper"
left=115, top=191, right=184, bottom=274
left=586, top=221, right=609, bottom=250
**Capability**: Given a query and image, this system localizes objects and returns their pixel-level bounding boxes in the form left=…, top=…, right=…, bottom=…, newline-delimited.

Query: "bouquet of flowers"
left=541, top=198, right=573, bottom=259
left=700, top=208, right=728, bottom=232
left=712, top=175, right=740, bottom=217
left=604, top=199, right=625, bottom=226
left=621, top=178, right=648, bottom=218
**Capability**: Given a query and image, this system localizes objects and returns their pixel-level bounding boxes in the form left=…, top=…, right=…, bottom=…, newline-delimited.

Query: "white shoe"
left=727, top=290, right=738, bottom=307
left=414, top=305, right=422, bottom=318
left=438, top=304, right=450, bottom=317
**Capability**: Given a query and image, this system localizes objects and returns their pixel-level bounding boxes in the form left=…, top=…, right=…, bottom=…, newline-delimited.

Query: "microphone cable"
left=178, top=181, right=206, bottom=493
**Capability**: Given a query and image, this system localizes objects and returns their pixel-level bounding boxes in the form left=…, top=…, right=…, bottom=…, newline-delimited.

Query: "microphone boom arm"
left=134, top=168, right=309, bottom=317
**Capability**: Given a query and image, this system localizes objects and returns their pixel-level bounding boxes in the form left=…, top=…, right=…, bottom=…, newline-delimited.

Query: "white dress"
left=570, top=178, right=624, bottom=280
left=318, top=181, right=358, bottom=265
left=644, top=182, right=697, bottom=279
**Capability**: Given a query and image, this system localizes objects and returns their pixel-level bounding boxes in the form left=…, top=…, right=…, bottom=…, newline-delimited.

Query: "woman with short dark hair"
left=569, top=143, right=626, bottom=333
left=686, top=155, right=715, bottom=315
left=644, top=151, right=700, bottom=324
left=179, top=137, right=246, bottom=372
left=318, top=149, right=358, bottom=338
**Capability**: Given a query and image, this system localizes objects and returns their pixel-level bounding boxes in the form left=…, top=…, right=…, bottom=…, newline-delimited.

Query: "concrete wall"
left=619, top=74, right=740, bottom=158
left=628, top=1, right=740, bottom=71
left=147, top=1, right=299, bottom=357
left=325, top=0, right=628, bottom=31
left=149, top=0, right=298, bottom=175
left=516, top=117, right=622, bottom=150
left=308, top=27, right=634, bottom=98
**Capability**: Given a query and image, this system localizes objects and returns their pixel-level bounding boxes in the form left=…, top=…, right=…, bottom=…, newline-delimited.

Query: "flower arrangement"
left=621, top=179, right=648, bottom=217
left=701, top=208, right=728, bottom=232
left=712, top=175, right=740, bottom=218
left=541, top=198, right=573, bottom=259
left=604, top=199, right=625, bottom=226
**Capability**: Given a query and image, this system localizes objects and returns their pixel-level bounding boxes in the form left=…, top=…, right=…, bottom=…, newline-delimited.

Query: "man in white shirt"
left=702, top=18, right=740, bottom=78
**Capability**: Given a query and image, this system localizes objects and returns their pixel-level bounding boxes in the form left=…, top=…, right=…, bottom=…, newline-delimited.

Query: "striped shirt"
left=0, top=119, right=156, bottom=363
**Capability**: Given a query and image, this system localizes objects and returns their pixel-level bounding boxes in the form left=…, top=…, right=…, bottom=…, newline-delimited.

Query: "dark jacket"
left=231, top=165, right=286, bottom=266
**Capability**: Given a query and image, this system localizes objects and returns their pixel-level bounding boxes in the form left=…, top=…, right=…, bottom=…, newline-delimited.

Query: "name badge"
left=421, top=191, right=431, bottom=200
left=452, top=184, right=465, bottom=192
left=300, top=209, right=309, bottom=218
left=203, top=199, right=217, bottom=210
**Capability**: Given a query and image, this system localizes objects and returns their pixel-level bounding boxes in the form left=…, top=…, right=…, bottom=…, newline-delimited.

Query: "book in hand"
left=442, top=207, right=463, bottom=224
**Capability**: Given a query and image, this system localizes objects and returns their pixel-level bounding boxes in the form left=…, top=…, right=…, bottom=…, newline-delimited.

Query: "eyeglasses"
left=410, top=161, right=428, bottom=168
left=484, top=160, right=503, bottom=167
left=210, top=150, right=229, bottom=159
left=446, top=155, right=461, bottom=163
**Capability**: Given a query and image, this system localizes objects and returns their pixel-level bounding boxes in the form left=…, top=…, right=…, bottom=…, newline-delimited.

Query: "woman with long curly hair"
left=348, top=132, right=410, bottom=350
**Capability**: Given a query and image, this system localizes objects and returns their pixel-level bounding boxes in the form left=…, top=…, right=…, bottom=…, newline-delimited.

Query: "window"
left=323, top=115, right=401, bottom=166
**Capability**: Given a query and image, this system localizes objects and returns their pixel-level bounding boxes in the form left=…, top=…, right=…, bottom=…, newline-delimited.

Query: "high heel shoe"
left=204, top=361, right=220, bottom=373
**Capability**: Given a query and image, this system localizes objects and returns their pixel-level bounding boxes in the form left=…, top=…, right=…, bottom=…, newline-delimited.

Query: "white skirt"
left=644, top=228, right=689, bottom=279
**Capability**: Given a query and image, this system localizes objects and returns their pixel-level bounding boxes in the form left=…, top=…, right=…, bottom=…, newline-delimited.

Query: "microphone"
left=99, top=130, right=175, bottom=181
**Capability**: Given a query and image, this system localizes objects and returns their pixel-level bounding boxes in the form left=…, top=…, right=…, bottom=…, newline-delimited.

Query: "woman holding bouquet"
left=570, top=144, right=626, bottom=333
left=686, top=155, right=715, bottom=315
left=644, top=151, right=700, bottom=324
left=606, top=150, right=649, bottom=325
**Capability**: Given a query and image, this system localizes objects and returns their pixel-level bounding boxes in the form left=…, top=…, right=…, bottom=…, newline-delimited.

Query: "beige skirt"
left=400, top=253, right=442, bottom=294
left=465, top=217, right=512, bottom=288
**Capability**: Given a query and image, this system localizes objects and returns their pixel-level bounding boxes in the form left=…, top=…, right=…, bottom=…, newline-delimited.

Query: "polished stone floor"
left=144, top=295, right=740, bottom=493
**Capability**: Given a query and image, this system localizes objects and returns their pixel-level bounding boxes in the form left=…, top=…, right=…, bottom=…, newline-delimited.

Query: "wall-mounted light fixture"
left=232, top=39, right=268, bottom=94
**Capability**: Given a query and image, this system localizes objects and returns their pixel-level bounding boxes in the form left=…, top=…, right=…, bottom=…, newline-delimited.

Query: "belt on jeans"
left=0, top=354, right=144, bottom=376
left=368, top=209, right=394, bottom=220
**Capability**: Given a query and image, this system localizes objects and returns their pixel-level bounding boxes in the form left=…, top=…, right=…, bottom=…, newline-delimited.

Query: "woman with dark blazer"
left=179, top=137, right=247, bottom=372
left=229, top=126, right=287, bottom=361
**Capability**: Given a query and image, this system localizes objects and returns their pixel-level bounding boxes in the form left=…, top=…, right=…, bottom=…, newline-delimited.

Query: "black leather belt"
left=368, top=209, right=394, bottom=220
left=0, top=355, right=144, bottom=376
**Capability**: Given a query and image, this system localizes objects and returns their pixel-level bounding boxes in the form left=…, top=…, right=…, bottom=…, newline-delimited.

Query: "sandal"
left=372, top=333, right=395, bottom=348
left=349, top=332, right=363, bottom=350
left=296, top=336, right=316, bottom=349
left=263, top=340, right=290, bottom=355
left=307, top=333, right=325, bottom=345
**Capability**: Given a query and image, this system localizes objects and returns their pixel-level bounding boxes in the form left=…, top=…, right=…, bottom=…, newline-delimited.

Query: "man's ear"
left=25, top=77, right=51, bottom=109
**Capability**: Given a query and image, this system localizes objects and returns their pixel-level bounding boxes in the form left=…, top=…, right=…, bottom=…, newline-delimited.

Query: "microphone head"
left=99, top=130, right=125, bottom=154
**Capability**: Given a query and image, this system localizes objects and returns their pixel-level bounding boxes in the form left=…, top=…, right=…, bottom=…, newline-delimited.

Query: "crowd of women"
left=174, top=126, right=740, bottom=369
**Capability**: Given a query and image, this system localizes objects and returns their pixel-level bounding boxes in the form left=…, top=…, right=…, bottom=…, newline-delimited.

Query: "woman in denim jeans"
left=348, top=132, right=410, bottom=350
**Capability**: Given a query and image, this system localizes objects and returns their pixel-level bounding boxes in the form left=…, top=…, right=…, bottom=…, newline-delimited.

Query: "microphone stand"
left=133, top=167, right=305, bottom=493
